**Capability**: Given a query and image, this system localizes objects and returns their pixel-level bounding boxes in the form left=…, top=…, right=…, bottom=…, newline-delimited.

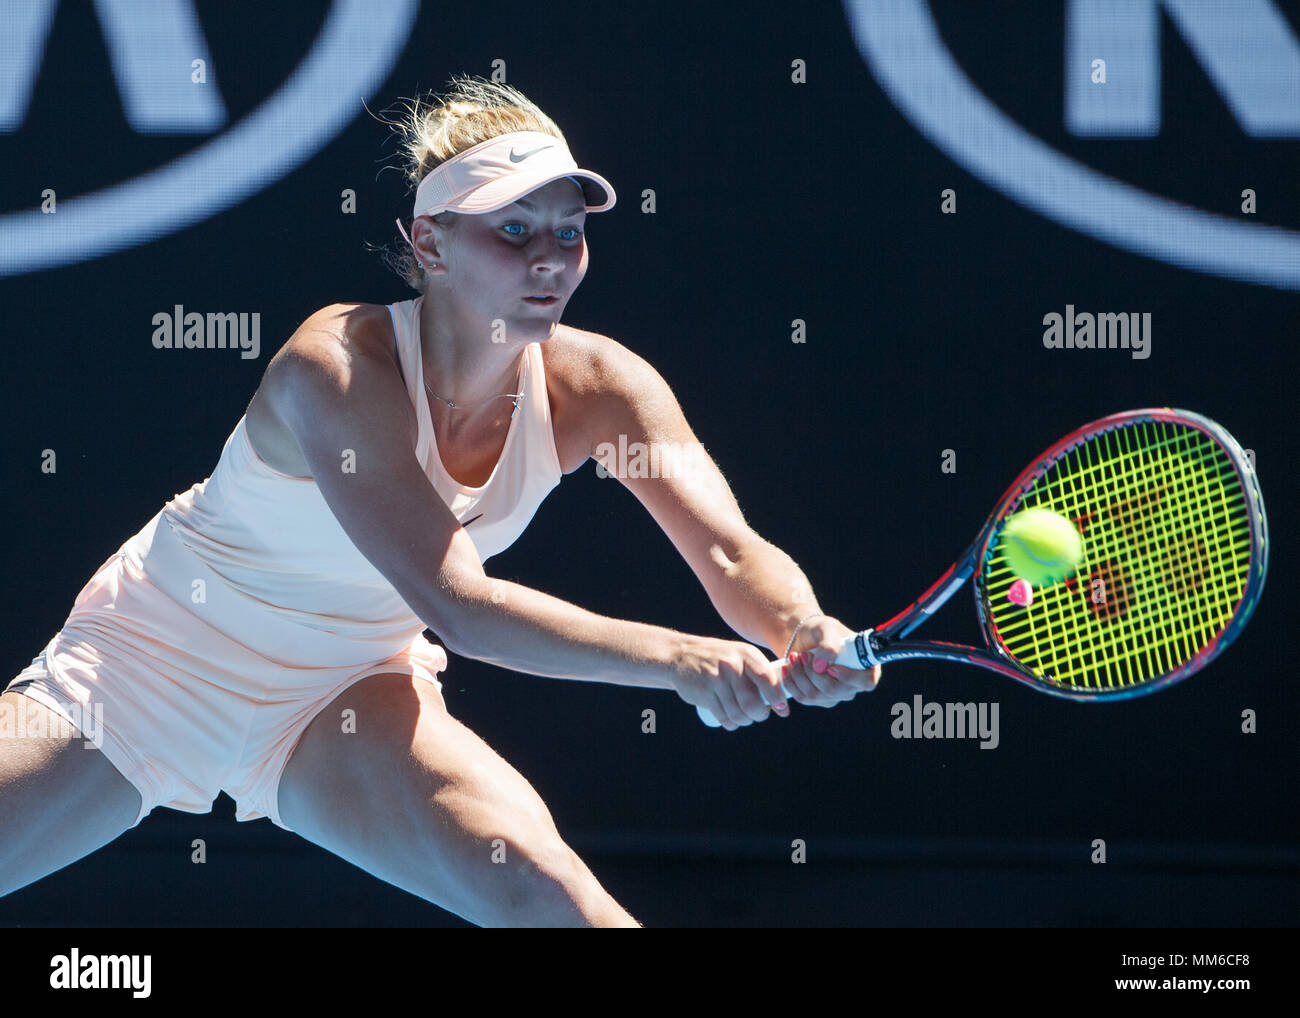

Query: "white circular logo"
left=0, top=0, right=418, bottom=277
left=844, top=0, right=1300, bottom=290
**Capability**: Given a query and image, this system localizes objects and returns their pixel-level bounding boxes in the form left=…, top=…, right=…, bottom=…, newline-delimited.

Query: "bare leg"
left=0, top=690, right=144, bottom=898
left=277, top=672, right=639, bottom=927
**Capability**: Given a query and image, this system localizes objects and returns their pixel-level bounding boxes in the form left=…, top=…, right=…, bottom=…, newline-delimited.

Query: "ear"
left=410, top=214, right=454, bottom=273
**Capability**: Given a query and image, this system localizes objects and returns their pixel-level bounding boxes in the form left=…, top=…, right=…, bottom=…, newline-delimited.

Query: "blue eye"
left=502, top=223, right=582, bottom=240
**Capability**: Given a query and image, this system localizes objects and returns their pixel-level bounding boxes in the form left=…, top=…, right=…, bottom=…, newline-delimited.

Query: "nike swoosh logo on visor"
left=509, top=145, right=554, bottom=162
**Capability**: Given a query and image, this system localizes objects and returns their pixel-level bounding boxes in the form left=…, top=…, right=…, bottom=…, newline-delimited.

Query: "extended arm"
left=580, top=336, right=824, bottom=656
left=580, top=333, right=881, bottom=710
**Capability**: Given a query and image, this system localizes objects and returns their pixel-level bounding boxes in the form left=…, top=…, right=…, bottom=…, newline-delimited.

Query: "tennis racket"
left=697, top=407, right=1268, bottom=727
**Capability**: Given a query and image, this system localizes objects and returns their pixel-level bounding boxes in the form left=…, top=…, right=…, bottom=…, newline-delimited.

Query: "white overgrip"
left=695, top=631, right=875, bottom=728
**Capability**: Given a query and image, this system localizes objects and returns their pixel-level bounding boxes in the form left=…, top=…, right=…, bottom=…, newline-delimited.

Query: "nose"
left=526, top=231, right=566, bottom=266
left=526, top=244, right=570, bottom=289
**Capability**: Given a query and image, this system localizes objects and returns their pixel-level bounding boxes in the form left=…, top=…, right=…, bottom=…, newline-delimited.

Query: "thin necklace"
left=423, top=376, right=525, bottom=418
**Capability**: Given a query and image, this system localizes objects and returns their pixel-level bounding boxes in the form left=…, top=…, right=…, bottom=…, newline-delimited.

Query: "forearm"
left=437, top=578, right=684, bottom=690
left=704, top=535, right=825, bottom=656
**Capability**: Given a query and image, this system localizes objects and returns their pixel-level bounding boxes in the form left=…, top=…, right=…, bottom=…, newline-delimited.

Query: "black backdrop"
left=1, top=0, right=1295, bottom=929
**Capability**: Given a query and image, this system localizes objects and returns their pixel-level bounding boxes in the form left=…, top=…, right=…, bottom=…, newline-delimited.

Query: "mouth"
left=523, top=295, right=559, bottom=305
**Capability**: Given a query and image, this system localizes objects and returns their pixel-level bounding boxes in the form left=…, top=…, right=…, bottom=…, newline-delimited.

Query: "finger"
left=769, top=662, right=792, bottom=717
left=738, top=681, right=764, bottom=722
left=697, top=681, right=740, bottom=730
left=784, top=652, right=832, bottom=708
left=810, top=653, right=863, bottom=704
left=800, top=651, right=842, bottom=703
left=732, top=662, right=771, bottom=723
left=751, top=657, right=791, bottom=717
left=714, top=680, right=754, bottom=730
left=707, top=694, right=737, bottom=731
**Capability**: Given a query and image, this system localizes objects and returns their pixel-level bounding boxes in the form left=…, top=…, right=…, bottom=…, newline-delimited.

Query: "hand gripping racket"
left=697, top=408, right=1268, bottom=727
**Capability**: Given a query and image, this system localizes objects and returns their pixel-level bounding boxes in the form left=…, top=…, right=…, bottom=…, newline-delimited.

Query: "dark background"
left=0, top=0, right=1294, bottom=928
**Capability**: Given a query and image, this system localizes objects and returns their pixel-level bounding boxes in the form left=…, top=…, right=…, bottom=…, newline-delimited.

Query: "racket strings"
left=1041, top=427, right=1241, bottom=677
left=1036, top=423, right=1243, bottom=684
left=1031, top=424, right=1245, bottom=684
left=983, top=420, right=1254, bottom=690
left=1094, top=425, right=1244, bottom=661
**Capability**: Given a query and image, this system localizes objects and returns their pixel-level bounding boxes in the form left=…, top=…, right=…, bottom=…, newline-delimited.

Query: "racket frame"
left=849, top=408, right=1268, bottom=701
left=697, top=408, right=1268, bottom=725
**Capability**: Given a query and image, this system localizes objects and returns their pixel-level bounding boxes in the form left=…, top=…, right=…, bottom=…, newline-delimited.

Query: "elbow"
left=716, top=531, right=770, bottom=575
left=421, top=567, right=492, bottom=659
left=432, top=607, right=476, bottom=659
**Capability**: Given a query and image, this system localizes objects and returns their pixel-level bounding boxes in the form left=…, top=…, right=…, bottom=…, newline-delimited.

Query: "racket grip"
left=695, top=633, right=873, bottom=728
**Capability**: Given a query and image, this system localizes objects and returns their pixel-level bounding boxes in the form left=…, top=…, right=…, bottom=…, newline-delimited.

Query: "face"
left=414, top=177, right=589, bottom=339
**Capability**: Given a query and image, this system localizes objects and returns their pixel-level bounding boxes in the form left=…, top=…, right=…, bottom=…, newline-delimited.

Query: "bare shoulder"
left=270, top=302, right=398, bottom=374
left=540, top=324, right=658, bottom=395
left=541, top=324, right=677, bottom=423
left=540, top=325, right=675, bottom=473
left=247, top=302, right=410, bottom=477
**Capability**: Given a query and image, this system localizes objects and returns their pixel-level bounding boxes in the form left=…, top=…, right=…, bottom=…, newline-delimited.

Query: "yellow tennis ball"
left=998, top=508, right=1083, bottom=587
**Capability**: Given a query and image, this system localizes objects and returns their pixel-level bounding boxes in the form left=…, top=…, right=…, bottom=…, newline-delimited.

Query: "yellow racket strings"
left=984, top=421, right=1251, bottom=690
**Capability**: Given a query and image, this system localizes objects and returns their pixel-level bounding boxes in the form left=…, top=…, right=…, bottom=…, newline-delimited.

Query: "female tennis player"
left=0, top=76, right=880, bottom=927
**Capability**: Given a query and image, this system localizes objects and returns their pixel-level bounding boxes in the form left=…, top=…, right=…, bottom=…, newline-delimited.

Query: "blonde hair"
left=372, top=75, right=569, bottom=291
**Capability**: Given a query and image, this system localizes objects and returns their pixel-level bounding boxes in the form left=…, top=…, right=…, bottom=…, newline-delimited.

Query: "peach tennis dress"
left=5, top=295, right=562, bottom=830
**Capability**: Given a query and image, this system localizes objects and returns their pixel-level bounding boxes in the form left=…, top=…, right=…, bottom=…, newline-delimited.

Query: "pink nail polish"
left=827, top=666, right=841, bottom=680
left=812, top=657, right=827, bottom=674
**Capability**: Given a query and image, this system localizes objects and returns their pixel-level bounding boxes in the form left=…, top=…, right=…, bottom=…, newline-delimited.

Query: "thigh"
left=276, top=672, right=635, bottom=927
left=0, top=690, right=143, bottom=898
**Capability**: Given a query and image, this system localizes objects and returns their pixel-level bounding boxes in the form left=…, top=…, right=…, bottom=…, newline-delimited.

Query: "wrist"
left=666, top=630, right=699, bottom=690
left=776, top=607, right=826, bottom=658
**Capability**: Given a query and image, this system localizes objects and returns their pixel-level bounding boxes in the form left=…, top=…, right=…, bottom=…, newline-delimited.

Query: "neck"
left=418, top=292, right=534, bottom=409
